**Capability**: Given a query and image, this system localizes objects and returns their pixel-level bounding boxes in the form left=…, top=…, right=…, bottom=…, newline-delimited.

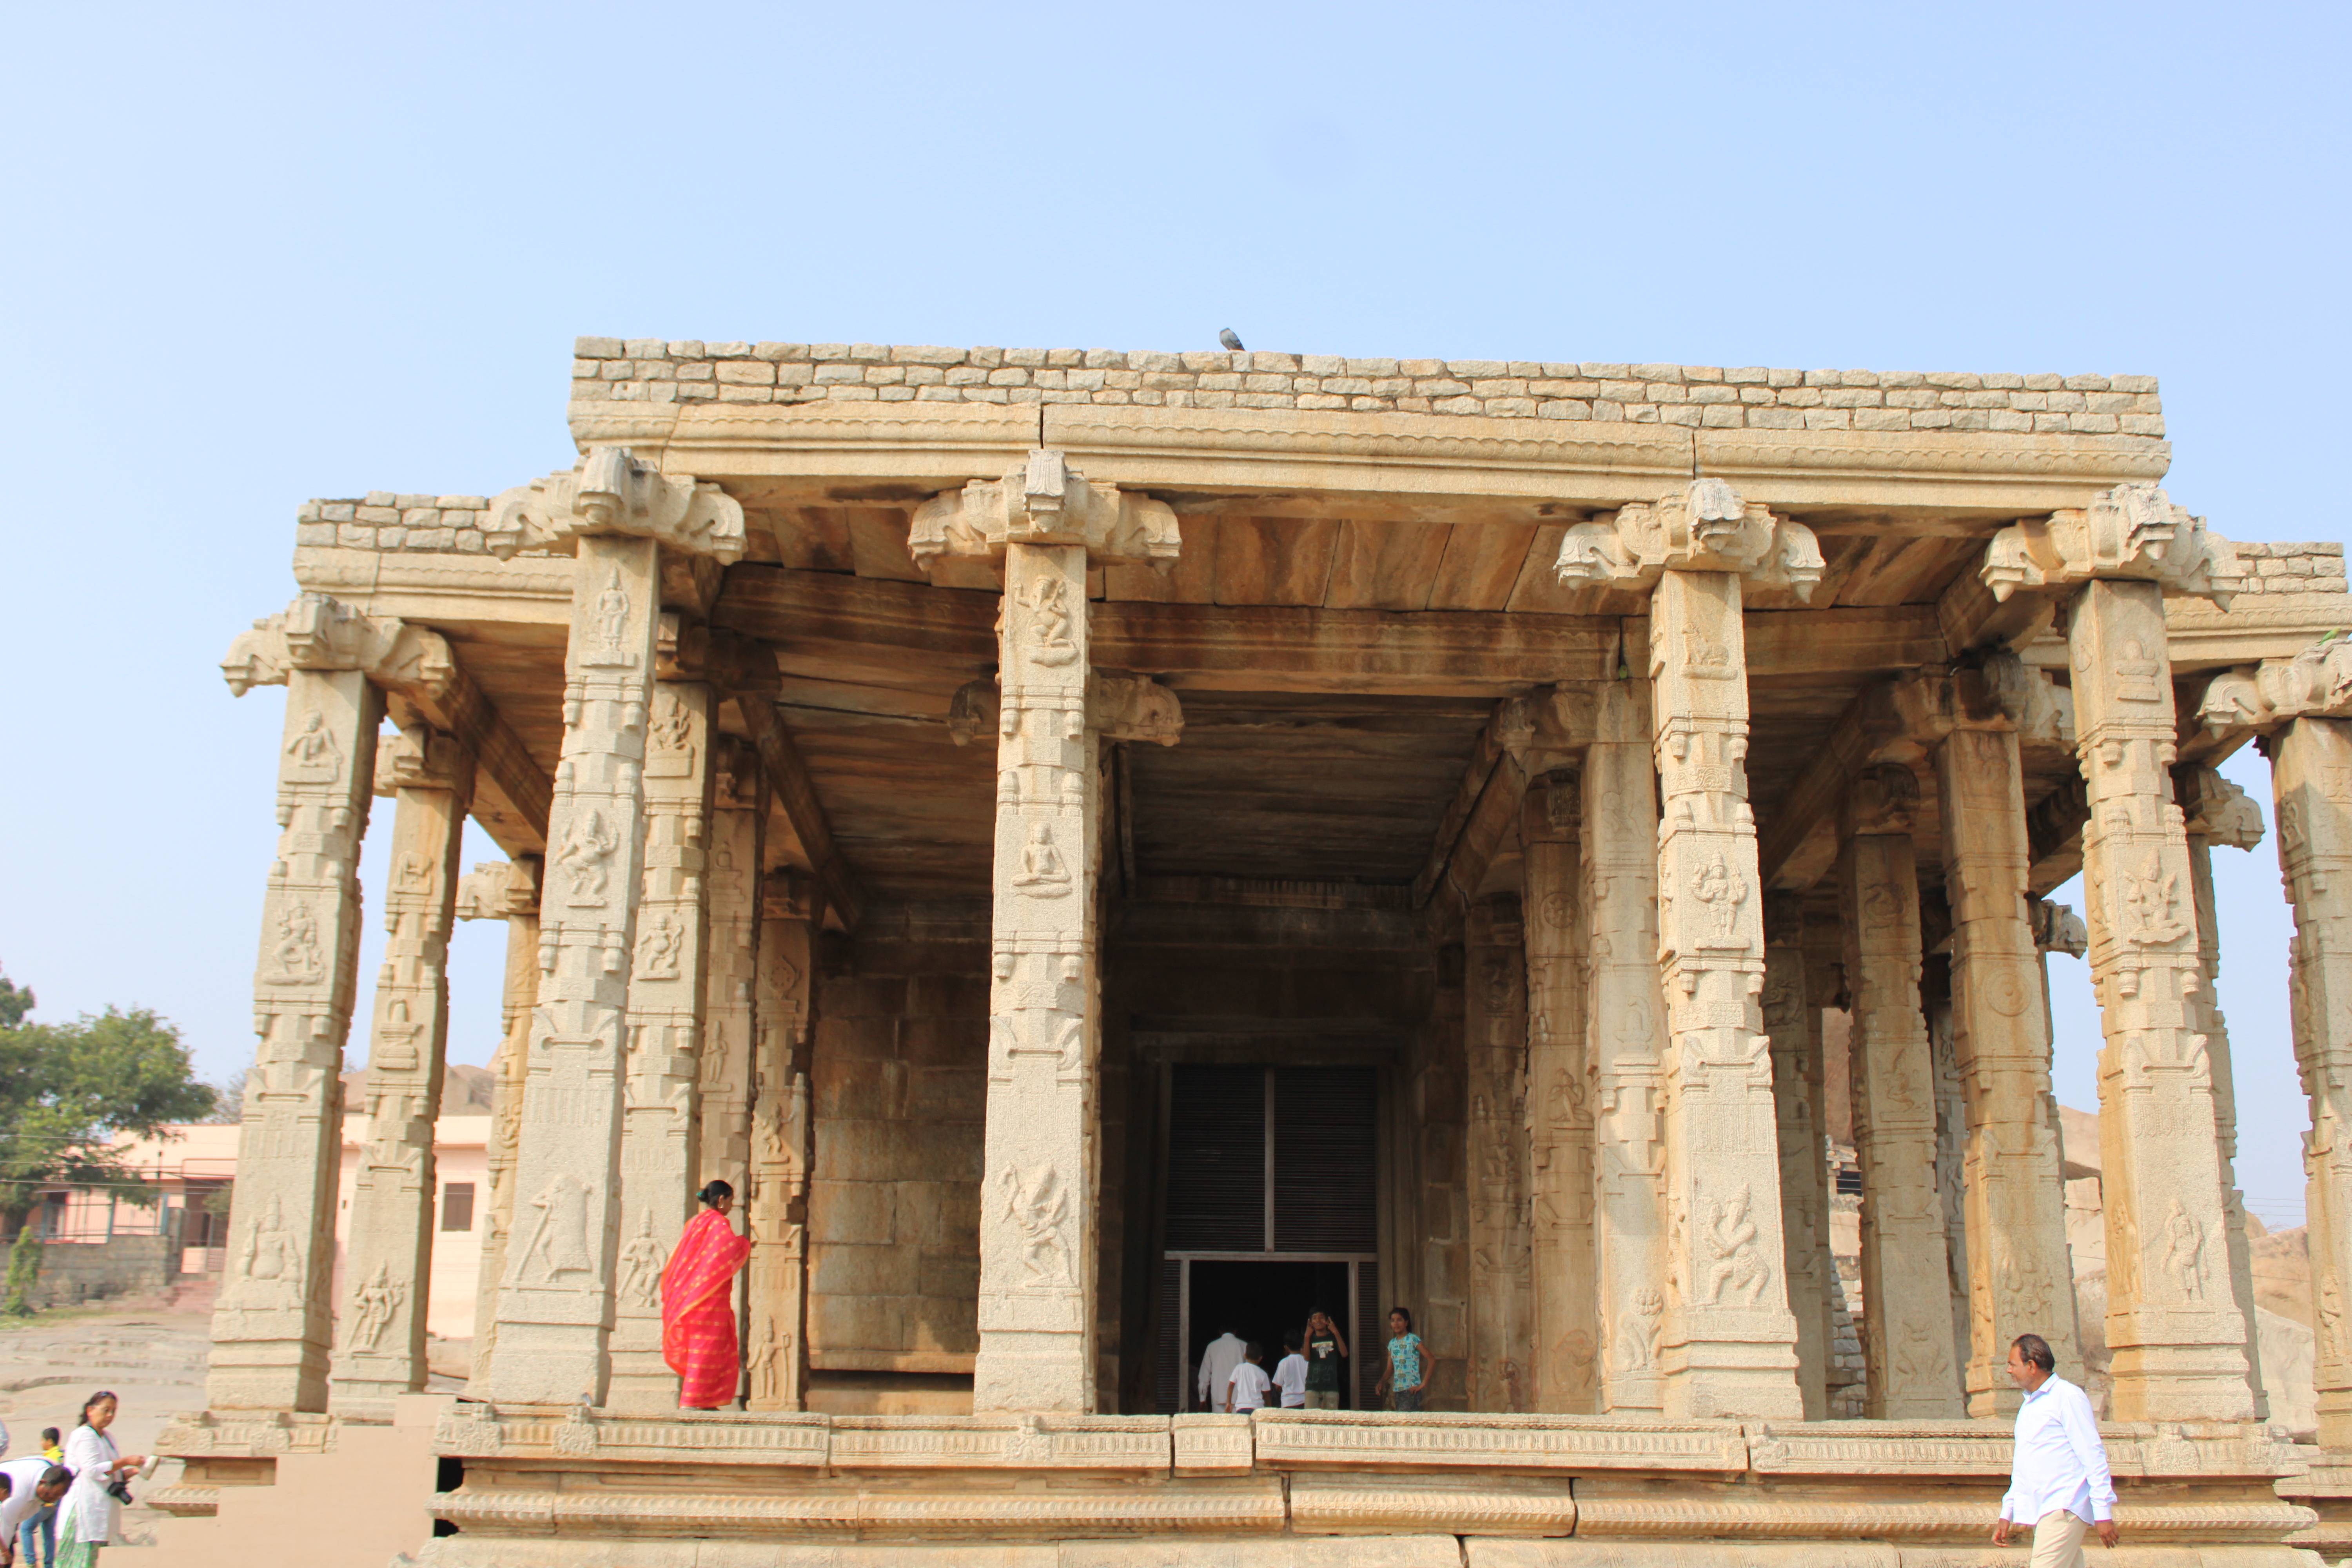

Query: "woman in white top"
left=58, top=1391, right=144, bottom=1565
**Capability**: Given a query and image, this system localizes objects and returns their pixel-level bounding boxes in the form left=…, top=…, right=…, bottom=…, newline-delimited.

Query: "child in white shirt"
left=1272, top=1330, right=1310, bottom=1408
left=1225, top=1341, right=1272, bottom=1412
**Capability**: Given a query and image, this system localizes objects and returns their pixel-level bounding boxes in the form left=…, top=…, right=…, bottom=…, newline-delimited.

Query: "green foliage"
left=0, top=980, right=220, bottom=1229
left=0, top=967, right=32, bottom=1029
left=2, top=1225, right=40, bottom=1316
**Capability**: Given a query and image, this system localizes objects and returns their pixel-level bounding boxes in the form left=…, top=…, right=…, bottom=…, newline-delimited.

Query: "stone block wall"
left=293, top=494, right=493, bottom=555
left=806, top=915, right=987, bottom=1377
left=570, top=337, right=2168, bottom=438
left=20, top=1233, right=176, bottom=1308
left=2233, top=541, right=2349, bottom=597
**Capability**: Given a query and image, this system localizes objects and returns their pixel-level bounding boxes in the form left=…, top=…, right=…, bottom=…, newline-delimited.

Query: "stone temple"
left=158, top=339, right=2352, bottom=1564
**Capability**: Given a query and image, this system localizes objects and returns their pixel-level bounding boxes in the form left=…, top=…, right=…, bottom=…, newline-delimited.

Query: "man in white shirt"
left=1993, top=1332, right=2118, bottom=1566
left=1225, top=1341, right=1272, bottom=1413
left=1272, top=1330, right=1310, bottom=1409
left=1196, top=1328, right=1248, bottom=1412
left=0, top=1458, right=71, bottom=1568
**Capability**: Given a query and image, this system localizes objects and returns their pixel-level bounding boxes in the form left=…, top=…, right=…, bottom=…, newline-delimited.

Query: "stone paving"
left=0, top=1305, right=213, bottom=1548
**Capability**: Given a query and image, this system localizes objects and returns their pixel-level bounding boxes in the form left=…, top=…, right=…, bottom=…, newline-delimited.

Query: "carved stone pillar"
left=2070, top=579, right=2258, bottom=1419
left=700, top=739, right=766, bottom=1206
left=1762, top=895, right=1830, bottom=1419
left=1525, top=773, right=1597, bottom=1414
left=332, top=725, right=475, bottom=1417
left=1568, top=478, right=1817, bottom=1421
left=2180, top=765, right=2273, bottom=1423
left=1928, top=697, right=2080, bottom=1415
left=606, top=679, right=720, bottom=1412
left=911, top=450, right=1179, bottom=1412
left=481, top=449, right=745, bottom=1407
left=1982, top=482, right=2253, bottom=1419
left=1467, top=898, right=1532, bottom=1412
left=1837, top=765, right=1961, bottom=1417
left=212, top=594, right=452, bottom=1410
left=2274, top=717, right=2352, bottom=1446
left=1582, top=681, right=1668, bottom=1413
left=457, top=856, right=542, bottom=1392
left=746, top=871, right=815, bottom=1412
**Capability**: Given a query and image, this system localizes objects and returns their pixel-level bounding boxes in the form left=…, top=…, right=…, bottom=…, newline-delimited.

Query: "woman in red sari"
left=661, top=1180, right=753, bottom=1409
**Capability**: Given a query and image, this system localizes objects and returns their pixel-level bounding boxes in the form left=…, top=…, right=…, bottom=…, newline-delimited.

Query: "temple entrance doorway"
left=1153, top=1062, right=1385, bottom=1411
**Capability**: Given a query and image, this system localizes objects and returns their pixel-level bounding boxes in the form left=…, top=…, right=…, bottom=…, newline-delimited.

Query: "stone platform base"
left=399, top=1542, right=2330, bottom=1567
left=380, top=1408, right=2330, bottom=1565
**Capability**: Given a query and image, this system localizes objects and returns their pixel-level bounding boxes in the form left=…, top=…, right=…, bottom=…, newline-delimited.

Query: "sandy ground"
left=0, top=1305, right=214, bottom=1548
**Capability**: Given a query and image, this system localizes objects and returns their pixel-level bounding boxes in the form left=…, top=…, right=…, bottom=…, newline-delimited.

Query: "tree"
left=202, top=1068, right=249, bottom=1124
left=0, top=985, right=220, bottom=1236
left=0, top=967, right=32, bottom=1029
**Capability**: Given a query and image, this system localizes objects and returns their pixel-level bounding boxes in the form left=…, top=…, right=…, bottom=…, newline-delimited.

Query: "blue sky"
left=2, top=2, right=2343, bottom=1225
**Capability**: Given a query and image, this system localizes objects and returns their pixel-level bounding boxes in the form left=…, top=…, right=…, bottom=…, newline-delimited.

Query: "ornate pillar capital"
left=222, top=593, right=454, bottom=699
left=372, top=724, right=476, bottom=800
left=1553, top=478, right=1825, bottom=601
left=456, top=858, right=543, bottom=923
left=2196, top=633, right=2352, bottom=740
left=2177, top=766, right=2266, bottom=849
left=1842, top=762, right=1922, bottom=840
left=484, top=446, right=746, bottom=563
left=909, top=449, right=1179, bottom=573
left=947, top=673, right=1184, bottom=748
left=1980, top=482, right=2245, bottom=608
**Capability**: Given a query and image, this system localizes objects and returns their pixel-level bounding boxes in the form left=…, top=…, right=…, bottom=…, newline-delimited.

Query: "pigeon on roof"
left=1218, top=328, right=1244, bottom=352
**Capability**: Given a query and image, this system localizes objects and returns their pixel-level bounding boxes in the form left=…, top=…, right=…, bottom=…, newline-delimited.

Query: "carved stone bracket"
left=2029, top=898, right=2089, bottom=958
left=909, top=450, right=1178, bottom=572
left=223, top=593, right=454, bottom=699
left=1553, top=478, right=1825, bottom=601
left=2198, top=633, right=2352, bottom=738
left=948, top=674, right=1183, bottom=748
left=456, top=859, right=543, bottom=922
left=1980, top=482, right=2245, bottom=608
left=2177, top=767, right=2265, bottom=850
left=373, top=725, right=472, bottom=797
left=1894, top=654, right=2074, bottom=751
left=484, top=446, right=746, bottom=563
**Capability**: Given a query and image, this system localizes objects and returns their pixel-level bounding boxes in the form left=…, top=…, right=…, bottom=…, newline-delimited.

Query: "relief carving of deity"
left=2160, top=1197, right=2207, bottom=1301
left=284, top=710, right=343, bottom=783
left=1691, top=851, right=1746, bottom=943
left=560, top=807, right=620, bottom=906
left=267, top=900, right=326, bottom=985
left=1023, top=576, right=1078, bottom=668
left=1700, top=1185, right=1772, bottom=1306
left=516, top=1172, right=597, bottom=1284
left=633, top=909, right=684, bottom=980
left=2119, top=852, right=2189, bottom=946
left=585, top=567, right=635, bottom=666
left=348, top=1261, right=406, bottom=1353
left=617, top=1209, right=666, bottom=1310
left=1012, top=822, right=1073, bottom=897
left=1001, top=1163, right=1074, bottom=1286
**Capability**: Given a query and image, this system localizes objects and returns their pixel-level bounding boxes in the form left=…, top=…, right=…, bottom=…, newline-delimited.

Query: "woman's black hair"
left=697, top=1180, right=735, bottom=1206
left=80, top=1390, right=118, bottom=1427
left=1388, top=1306, right=1413, bottom=1332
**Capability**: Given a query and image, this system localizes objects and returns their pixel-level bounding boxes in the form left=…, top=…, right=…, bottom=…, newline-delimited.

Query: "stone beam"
left=734, top=684, right=866, bottom=933
left=1412, top=697, right=1536, bottom=909
left=392, top=660, right=551, bottom=858
left=1755, top=686, right=1910, bottom=893
left=711, top=569, right=1950, bottom=697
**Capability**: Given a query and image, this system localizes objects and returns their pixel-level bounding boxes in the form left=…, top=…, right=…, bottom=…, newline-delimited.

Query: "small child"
left=40, top=1427, right=62, bottom=1464
left=1272, top=1329, right=1309, bottom=1409
left=1225, top=1341, right=1272, bottom=1412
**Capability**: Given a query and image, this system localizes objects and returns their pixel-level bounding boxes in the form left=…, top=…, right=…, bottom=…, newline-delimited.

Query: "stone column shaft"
left=333, top=728, right=475, bottom=1416
left=1935, top=722, right=2082, bottom=1414
left=1763, top=898, right=1830, bottom=1419
left=2069, top=578, right=2256, bottom=1420
left=1650, top=567, right=1802, bottom=1419
left=1838, top=769, right=1962, bottom=1418
left=465, top=857, right=543, bottom=1392
left=975, top=540, right=1100, bottom=1411
left=1466, top=898, right=1533, bottom=1412
left=485, top=535, right=664, bottom=1406
left=210, top=667, right=381, bottom=1410
left=1584, top=681, right=1670, bottom=1412
left=2272, top=719, right=2352, bottom=1443
left=608, top=680, right=720, bottom=1411
left=1526, top=775, right=1598, bottom=1413
left=746, top=871, right=815, bottom=1412
left=699, top=739, right=766, bottom=1201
